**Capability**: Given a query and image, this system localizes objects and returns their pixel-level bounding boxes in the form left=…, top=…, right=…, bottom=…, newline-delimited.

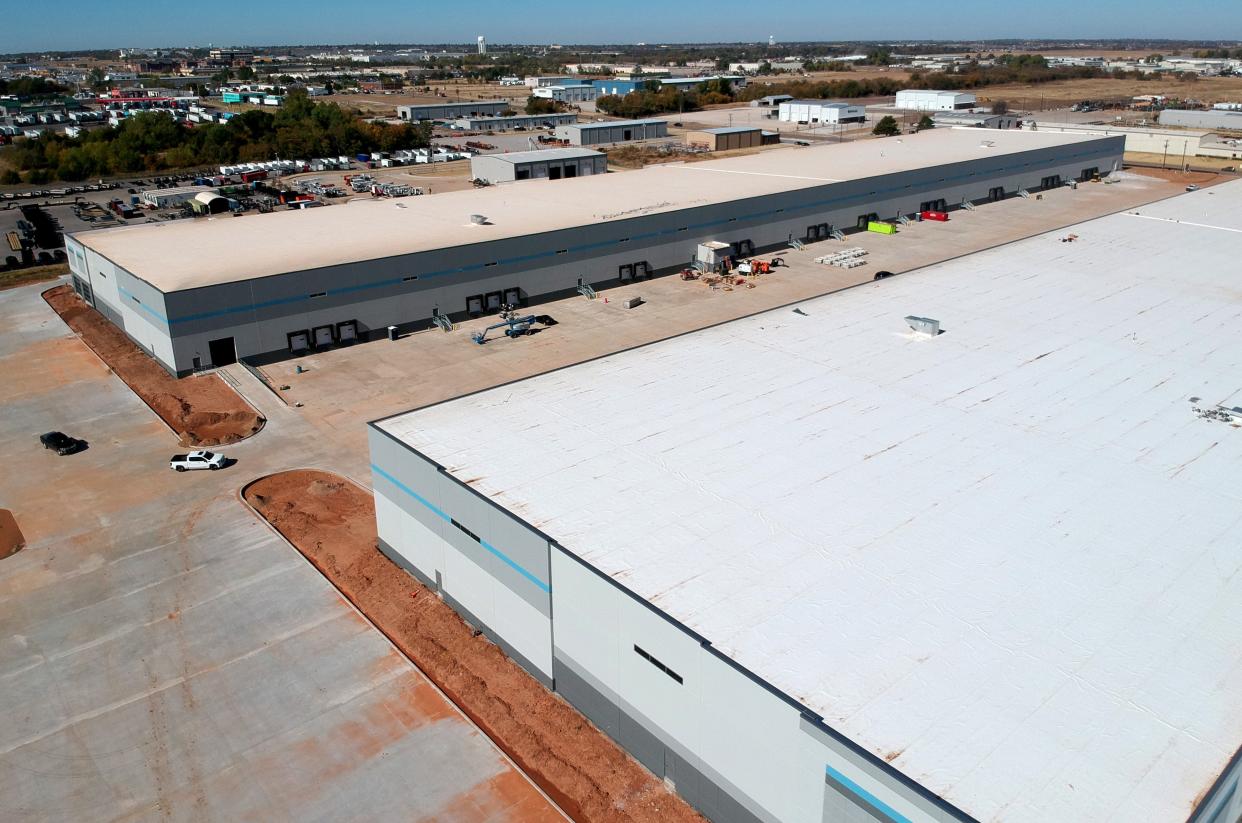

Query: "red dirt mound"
left=43, top=285, right=264, bottom=446
left=0, top=509, right=24, bottom=559
left=244, top=470, right=704, bottom=823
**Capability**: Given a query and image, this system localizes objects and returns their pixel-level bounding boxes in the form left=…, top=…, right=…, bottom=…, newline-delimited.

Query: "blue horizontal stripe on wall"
left=117, top=286, right=170, bottom=325
left=371, top=463, right=551, bottom=593
left=163, top=145, right=1114, bottom=327
left=825, top=765, right=912, bottom=823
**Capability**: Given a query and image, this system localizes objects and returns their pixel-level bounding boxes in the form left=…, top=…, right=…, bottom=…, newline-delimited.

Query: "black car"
left=40, top=431, right=85, bottom=455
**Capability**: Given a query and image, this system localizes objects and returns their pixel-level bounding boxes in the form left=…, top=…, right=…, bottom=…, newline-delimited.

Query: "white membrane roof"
left=380, top=181, right=1242, bottom=822
left=72, top=128, right=1112, bottom=293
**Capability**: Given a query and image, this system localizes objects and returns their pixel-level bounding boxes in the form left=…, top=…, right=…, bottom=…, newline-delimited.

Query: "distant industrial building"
left=895, top=89, right=977, bottom=110
left=525, top=76, right=574, bottom=88
left=592, top=75, right=746, bottom=97
left=470, top=148, right=606, bottom=183
left=397, top=101, right=509, bottom=121
left=455, top=113, right=577, bottom=132
left=684, top=126, right=766, bottom=151
left=1159, top=108, right=1242, bottom=131
left=777, top=100, right=865, bottom=125
left=66, top=128, right=1121, bottom=375
left=368, top=180, right=1242, bottom=823
left=207, top=47, right=253, bottom=67
left=138, top=185, right=214, bottom=209
left=932, top=111, right=1022, bottom=129
left=556, top=119, right=668, bottom=145
left=751, top=94, right=794, bottom=108
left=533, top=84, right=601, bottom=103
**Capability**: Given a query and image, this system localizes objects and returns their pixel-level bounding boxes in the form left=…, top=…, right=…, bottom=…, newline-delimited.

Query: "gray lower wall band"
left=552, top=648, right=773, bottom=823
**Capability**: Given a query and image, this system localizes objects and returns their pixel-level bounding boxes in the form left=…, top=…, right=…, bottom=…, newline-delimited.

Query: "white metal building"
left=65, top=128, right=1121, bottom=376
left=138, top=185, right=215, bottom=209
left=895, top=89, right=977, bottom=111
left=1159, top=108, right=1242, bottom=131
left=470, top=148, right=606, bottom=183
left=777, top=100, right=865, bottom=124
left=369, top=180, right=1242, bottom=823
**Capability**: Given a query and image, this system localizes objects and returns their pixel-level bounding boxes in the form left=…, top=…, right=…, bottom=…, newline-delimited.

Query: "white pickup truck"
left=169, top=450, right=227, bottom=472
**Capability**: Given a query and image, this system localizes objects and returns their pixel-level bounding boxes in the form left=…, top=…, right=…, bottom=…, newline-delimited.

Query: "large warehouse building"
left=66, top=128, right=1121, bottom=375
left=555, top=118, right=669, bottom=145
left=1159, top=108, right=1242, bottom=131
left=396, top=101, right=508, bottom=121
left=368, top=181, right=1242, bottom=823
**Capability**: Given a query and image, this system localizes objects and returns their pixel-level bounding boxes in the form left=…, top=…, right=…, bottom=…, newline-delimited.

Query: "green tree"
left=872, top=115, right=900, bottom=137
left=0, top=169, right=21, bottom=185
left=236, top=66, right=256, bottom=81
left=915, top=114, right=935, bottom=131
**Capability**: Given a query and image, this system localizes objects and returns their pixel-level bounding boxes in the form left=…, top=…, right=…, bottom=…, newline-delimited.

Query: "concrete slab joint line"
left=237, top=475, right=570, bottom=821
left=371, top=462, right=551, bottom=593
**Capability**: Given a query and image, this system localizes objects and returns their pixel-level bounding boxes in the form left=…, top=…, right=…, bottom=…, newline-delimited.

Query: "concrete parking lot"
left=0, top=284, right=562, bottom=822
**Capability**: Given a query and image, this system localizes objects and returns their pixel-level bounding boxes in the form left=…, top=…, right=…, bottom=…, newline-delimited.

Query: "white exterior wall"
left=67, top=238, right=176, bottom=369
left=778, top=102, right=864, bottom=124
left=896, top=90, right=976, bottom=111
left=550, top=548, right=958, bottom=823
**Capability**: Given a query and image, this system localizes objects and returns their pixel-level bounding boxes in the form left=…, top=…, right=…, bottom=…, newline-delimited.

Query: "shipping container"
left=920, top=211, right=949, bottom=222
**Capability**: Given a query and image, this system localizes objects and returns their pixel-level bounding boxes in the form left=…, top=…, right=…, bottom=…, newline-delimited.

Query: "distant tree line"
left=4, top=89, right=431, bottom=183
left=0, top=77, right=68, bottom=97
left=903, top=57, right=1160, bottom=91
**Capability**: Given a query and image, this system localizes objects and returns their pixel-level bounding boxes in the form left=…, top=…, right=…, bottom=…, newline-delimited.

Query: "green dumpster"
left=867, top=221, right=896, bottom=235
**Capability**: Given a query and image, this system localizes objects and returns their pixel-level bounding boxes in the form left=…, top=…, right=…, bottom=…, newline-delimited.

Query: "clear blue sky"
left=4, top=0, right=1240, bottom=53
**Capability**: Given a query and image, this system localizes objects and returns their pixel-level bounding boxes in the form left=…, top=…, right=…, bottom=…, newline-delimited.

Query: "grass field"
left=0, top=262, right=67, bottom=291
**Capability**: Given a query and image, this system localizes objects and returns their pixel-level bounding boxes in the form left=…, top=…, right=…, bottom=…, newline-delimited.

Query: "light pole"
left=1162, top=139, right=1169, bottom=170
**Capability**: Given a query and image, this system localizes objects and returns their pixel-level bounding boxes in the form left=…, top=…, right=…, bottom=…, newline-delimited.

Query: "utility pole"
left=1162, top=139, right=1169, bottom=170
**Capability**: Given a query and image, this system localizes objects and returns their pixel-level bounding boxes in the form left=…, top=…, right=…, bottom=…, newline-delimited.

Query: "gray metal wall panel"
left=552, top=644, right=772, bottom=823
left=552, top=653, right=621, bottom=739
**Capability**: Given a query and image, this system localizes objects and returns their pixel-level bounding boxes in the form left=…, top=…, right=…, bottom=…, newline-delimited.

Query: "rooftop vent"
left=905, top=315, right=941, bottom=336
left=470, top=214, right=488, bottom=225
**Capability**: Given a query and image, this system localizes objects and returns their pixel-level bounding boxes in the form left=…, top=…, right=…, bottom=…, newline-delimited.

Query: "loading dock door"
left=313, top=325, right=334, bottom=348
left=504, top=287, right=521, bottom=305
left=287, top=331, right=310, bottom=353
left=485, top=291, right=503, bottom=311
left=619, top=264, right=634, bottom=281
left=467, top=295, right=483, bottom=314
left=337, top=321, right=357, bottom=342
left=208, top=336, right=237, bottom=367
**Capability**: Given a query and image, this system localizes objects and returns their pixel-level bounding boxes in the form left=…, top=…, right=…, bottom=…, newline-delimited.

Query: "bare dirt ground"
left=1126, top=165, right=1231, bottom=185
left=0, top=509, right=24, bottom=559
left=1126, top=152, right=1240, bottom=172
left=974, top=76, right=1242, bottom=109
left=244, top=469, right=704, bottom=823
left=43, top=285, right=265, bottom=446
